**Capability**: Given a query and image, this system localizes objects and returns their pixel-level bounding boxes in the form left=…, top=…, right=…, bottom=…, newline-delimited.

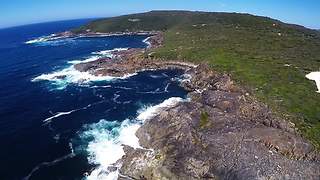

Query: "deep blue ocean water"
left=0, top=20, right=187, bottom=179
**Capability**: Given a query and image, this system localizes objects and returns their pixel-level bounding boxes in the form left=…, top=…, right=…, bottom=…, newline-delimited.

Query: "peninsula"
left=69, top=11, right=320, bottom=179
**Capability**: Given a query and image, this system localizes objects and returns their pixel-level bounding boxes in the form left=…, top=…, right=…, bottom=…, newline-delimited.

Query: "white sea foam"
left=43, top=110, right=76, bottom=123
left=164, top=82, right=171, bottom=92
left=92, top=48, right=129, bottom=57
left=25, top=34, right=65, bottom=44
left=43, top=102, right=106, bottom=124
left=137, top=97, right=183, bottom=121
left=82, top=97, right=184, bottom=180
left=32, top=46, right=134, bottom=90
left=25, top=37, right=49, bottom=44
left=32, top=66, right=136, bottom=90
left=306, top=71, right=320, bottom=93
left=81, top=119, right=140, bottom=180
left=90, top=85, right=112, bottom=89
left=142, top=37, right=151, bottom=48
left=68, top=56, right=101, bottom=64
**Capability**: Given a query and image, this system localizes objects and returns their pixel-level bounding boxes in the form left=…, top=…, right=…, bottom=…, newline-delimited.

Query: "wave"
left=31, top=45, right=136, bottom=90
left=80, top=97, right=184, bottom=180
left=25, top=34, right=56, bottom=44
left=43, top=101, right=107, bottom=125
left=164, top=82, right=171, bottom=92
left=32, top=66, right=136, bottom=90
left=67, top=56, right=101, bottom=64
left=137, top=97, right=183, bottom=121
left=25, top=37, right=49, bottom=44
left=92, top=48, right=128, bottom=58
left=69, top=48, right=128, bottom=64
left=25, top=34, right=71, bottom=45
left=43, top=110, right=76, bottom=123
left=90, top=85, right=112, bottom=89
left=142, top=37, right=151, bottom=48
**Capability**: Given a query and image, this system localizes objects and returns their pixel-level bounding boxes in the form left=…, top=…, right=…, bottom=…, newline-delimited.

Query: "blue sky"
left=1, top=0, right=319, bottom=29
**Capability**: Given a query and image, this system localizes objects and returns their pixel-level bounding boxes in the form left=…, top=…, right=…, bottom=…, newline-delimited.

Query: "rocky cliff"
left=70, top=32, right=319, bottom=179
left=118, top=64, right=320, bottom=179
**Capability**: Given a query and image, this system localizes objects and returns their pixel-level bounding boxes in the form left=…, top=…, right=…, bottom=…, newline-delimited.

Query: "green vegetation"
left=75, top=11, right=320, bottom=148
left=200, top=111, right=210, bottom=129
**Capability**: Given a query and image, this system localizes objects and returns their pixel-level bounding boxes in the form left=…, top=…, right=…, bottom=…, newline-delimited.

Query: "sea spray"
left=80, top=97, right=185, bottom=180
left=32, top=64, right=137, bottom=90
left=1, top=24, right=186, bottom=179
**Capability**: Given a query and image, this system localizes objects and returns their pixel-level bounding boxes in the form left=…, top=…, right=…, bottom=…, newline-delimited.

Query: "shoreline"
left=72, top=31, right=196, bottom=78
left=25, top=30, right=160, bottom=44
left=29, top=30, right=320, bottom=179
left=68, top=32, right=320, bottom=179
left=117, top=63, right=320, bottom=179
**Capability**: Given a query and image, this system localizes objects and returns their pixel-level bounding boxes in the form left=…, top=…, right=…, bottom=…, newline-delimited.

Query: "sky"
left=0, top=0, right=319, bottom=29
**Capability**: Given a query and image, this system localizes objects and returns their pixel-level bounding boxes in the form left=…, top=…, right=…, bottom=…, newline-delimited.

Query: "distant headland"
left=45, top=10, right=320, bottom=179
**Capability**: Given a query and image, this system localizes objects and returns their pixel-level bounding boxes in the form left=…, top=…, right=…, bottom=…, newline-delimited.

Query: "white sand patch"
left=306, top=72, right=320, bottom=93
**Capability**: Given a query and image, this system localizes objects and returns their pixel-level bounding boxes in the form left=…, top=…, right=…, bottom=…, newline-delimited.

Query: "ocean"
left=0, top=19, right=187, bottom=179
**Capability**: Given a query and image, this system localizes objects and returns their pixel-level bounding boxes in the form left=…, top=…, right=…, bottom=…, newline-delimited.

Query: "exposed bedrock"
left=118, top=64, right=320, bottom=180
left=71, top=32, right=319, bottom=179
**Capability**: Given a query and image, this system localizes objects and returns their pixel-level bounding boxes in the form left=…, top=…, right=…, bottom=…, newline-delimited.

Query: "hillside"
left=74, top=10, right=320, bottom=148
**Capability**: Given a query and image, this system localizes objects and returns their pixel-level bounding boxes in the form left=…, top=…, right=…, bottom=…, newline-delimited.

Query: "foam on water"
left=43, top=102, right=103, bottom=125
left=25, top=34, right=72, bottom=45
left=142, top=37, right=151, bottom=48
left=43, top=110, right=76, bottom=123
left=31, top=45, right=138, bottom=90
left=68, top=47, right=129, bottom=64
left=25, top=37, right=49, bottom=44
left=68, top=56, right=101, bottom=64
left=80, top=97, right=184, bottom=180
left=92, top=48, right=129, bottom=58
left=137, top=97, right=183, bottom=121
left=25, top=34, right=56, bottom=44
left=32, top=65, right=137, bottom=90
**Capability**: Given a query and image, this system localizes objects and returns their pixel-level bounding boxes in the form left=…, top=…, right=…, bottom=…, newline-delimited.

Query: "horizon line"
left=1, top=10, right=319, bottom=30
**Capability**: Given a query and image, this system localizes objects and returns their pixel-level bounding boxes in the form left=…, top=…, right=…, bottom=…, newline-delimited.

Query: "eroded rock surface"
left=118, top=64, right=320, bottom=180
left=74, top=49, right=195, bottom=77
left=71, top=32, right=319, bottom=179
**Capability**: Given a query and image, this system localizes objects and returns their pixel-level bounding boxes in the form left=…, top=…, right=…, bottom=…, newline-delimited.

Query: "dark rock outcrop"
left=74, top=50, right=196, bottom=77
left=118, top=64, right=320, bottom=180
left=70, top=32, right=319, bottom=179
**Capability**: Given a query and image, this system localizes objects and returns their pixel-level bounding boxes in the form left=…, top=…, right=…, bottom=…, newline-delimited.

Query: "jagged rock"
left=69, top=32, right=319, bottom=179
left=119, top=64, right=320, bottom=180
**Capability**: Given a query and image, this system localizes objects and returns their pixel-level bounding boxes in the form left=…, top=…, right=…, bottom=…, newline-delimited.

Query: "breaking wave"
left=92, top=48, right=129, bottom=58
left=31, top=44, right=137, bottom=90
left=25, top=34, right=80, bottom=46
left=79, top=97, right=184, bottom=180
left=25, top=34, right=59, bottom=44
left=142, top=37, right=151, bottom=48
left=32, top=65, right=136, bottom=90
left=67, top=56, right=101, bottom=64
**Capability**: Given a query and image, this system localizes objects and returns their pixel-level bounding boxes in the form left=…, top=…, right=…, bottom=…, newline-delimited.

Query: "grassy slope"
left=74, top=11, right=320, bottom=148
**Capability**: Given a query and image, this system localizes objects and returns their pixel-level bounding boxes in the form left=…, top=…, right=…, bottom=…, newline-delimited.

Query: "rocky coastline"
left=119, top=64, right=320, bottom=179
left=72, top=32, right=319, bottom=179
